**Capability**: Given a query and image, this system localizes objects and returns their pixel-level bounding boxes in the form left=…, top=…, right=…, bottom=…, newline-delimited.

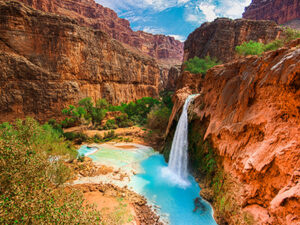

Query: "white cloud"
left=143, top=26, right=165, bottom=34
left=169, top=34, right=186, bottom=42
left=199, top=2, right=217, bottom=22
left=96, top=0, right=192, bottom=12
left=216, top=0, right=251, bottom=18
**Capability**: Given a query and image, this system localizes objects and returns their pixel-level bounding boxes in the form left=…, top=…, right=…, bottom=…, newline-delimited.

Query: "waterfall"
left=168, top=94, right=197, bottom=180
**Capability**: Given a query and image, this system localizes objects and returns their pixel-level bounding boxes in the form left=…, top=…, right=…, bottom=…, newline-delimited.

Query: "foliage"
left=0, top=118, right=101, bottom=224
left=235, top=40, right=265, bottom=56
left=103, top=119, right=118, bottom=130
left=115, top=113, right=133, bottom=128
left=263, top=39, right=284, bottom=52
left=283, top=26, right=300, bottom=42
left=124, top=97, right=160, bottom=125
left=103, top=130, right=117, bottom=142
left=184, top=56, right=220, bottom=74
left=160, top=91, right=174, bottom=111
left=147, top=105, right=171, bottom=132
left=63, top=132, right=89, bottom=145
left=236, top=27, right=300, bottom=55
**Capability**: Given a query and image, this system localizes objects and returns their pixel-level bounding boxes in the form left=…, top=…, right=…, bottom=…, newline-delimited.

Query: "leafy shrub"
left=235, top=40, right=264, bottom=56
left=263, top=39, right=284, bottom=52
left=184, top=56, right=220, bottom=74
left=63, top=132, right=89, bottom=144
left=236, top=27, right=300, bottom=56
left=104, top=119, right=118, bottom=130
left=0, top=118, right=100, bottom=224
left=115, top=113, right=133, bottom=128
left=147, top=105, right=171, bottom=132
left=61, top=117, right=77, bottom=128
left=103, top=130, right=117, bottom=141
left=93, top=134, right=102, bottom=143
left=160, top=91, right=174, bottom=111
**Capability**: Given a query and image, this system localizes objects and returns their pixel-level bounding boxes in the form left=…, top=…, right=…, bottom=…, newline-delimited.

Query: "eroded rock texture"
left=243, top=0, right=300, bottom=30
left=184, top=18, right=282, bottom=63
left=167, top=39, right=300, bottom=224
left=0, top=0, right=161, bottom=122
left=16, top=0, right=184, bottom=64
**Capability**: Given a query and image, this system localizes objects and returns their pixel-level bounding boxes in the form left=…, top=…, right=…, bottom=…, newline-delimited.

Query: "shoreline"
left=69, top=183, right=163, bottom=225
left=70, top=142, right=165, bottom=225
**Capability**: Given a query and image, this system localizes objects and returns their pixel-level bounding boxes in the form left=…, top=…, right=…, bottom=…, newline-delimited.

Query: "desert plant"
left=235, top=40, right=264, bottom=56
left=184, top=56, right=220, bottom=74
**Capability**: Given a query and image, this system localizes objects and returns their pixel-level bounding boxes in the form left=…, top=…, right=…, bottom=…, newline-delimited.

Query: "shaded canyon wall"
left=243, top=0, right=300, bottom=30
left=184, top=18, right=282, bottom=63
left=0, top=0, right=161, bottom=122
left=15, top=0, right=184, bottom=65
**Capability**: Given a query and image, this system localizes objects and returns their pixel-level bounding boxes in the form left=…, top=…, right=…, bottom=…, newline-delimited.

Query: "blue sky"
left=96, top=0, right=251, bottom=42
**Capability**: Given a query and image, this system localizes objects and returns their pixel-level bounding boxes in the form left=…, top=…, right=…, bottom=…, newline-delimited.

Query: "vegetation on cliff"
left=236, top=27, right=300, bottom=56
left=184, top=56, right=220, bottom=75
left=0, top=118, right=101, bottom=224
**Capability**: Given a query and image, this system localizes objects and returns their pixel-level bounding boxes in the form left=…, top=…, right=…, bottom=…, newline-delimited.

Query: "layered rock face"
left=167, top=40, right=300, bottom=224
left=16, top=0, right=184, bottom=64
left=243, top=0, right=300, bottom=29
left=184, top=18, right=282, bottom=63
left=0, top=0, right=161, bottom=122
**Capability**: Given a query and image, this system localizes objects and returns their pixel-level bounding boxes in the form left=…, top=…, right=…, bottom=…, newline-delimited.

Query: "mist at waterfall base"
left=130, top=154, right=217, bottom=225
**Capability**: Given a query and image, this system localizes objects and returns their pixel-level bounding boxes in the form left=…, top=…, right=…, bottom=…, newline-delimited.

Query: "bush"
left=147, top=105, right=171, bottom=132
left=63, top=132, right=89, bottom=144
left=104, top=119, right=118, bottom=130
left=236, top=27, right=300, bottom=55
left=115, top=114, right=133, bottom=128
left=235, top=40, right=264, bottom=56
left=184, top=56, right=220, bottom=74
left=0, top=118, right=100, bottom=224
left=103, top=130, right=117, bottom=141
left=263, top=39, right=284, bottom=52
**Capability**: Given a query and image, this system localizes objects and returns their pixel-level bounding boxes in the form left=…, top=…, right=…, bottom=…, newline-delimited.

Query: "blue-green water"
left=130, top=154, right=217, bottom=225
left=78, top=145, right=217, bottom=225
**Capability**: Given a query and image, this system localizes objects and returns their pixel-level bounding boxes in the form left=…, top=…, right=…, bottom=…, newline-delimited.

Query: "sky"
left=96, top=0, right=252, bottom=42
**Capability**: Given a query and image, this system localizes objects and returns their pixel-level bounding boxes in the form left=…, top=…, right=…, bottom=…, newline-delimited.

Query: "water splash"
left=163, top=94, right=198, bottom=186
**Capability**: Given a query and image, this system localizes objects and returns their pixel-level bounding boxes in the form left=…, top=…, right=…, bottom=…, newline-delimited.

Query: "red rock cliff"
left=0, top=0, right=161, bottom=122
left=16, top=0, right=184, bottom=64
left=184, top=18, right=282, bottom=63
left=167, top=40, right=300, bottom=224
left=243, top=0, right=300, bottom=29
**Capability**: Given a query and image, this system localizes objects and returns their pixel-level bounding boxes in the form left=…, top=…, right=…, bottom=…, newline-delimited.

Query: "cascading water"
left=162, top=94, right=198, bottom=186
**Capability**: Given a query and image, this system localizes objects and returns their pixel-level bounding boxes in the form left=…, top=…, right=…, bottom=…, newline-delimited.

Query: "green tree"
left=0, top=118, right=100, bottom=224
left=184, top=56, right=220, bottom=74
left=235, top=40, right=264, bottom=56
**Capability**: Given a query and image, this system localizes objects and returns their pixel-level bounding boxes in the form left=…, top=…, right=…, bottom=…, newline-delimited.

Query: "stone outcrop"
left=184, top=18, right=282, bottom=63
left=167, top=39, right=300, bottom=224
left=0, top=0, right=161, bottom=122
left=243, top=0, right=300, bottom=29
left=16, top=0, right=184, bottom=64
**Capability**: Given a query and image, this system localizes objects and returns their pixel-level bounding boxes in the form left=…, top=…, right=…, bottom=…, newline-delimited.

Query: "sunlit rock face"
left=16, top=0, right=184, bottom=65
left=168, top=39, right=300, bottom=224
left=243, top=0, right=300, bottom=30
left=184, top=18, right=282, bottom=63
left=0, top=0, right=161, bottom=122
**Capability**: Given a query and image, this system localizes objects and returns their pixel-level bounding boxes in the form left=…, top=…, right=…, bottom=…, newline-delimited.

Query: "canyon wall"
left=243, top=0, right=300, bottom=30
left=0, top=0, right=161, bottom=122
left=184, top=18, right=282, bottom=63
left=166, top=39, right=300, bottom=224
left=15, top=0, right=184, bottom=65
